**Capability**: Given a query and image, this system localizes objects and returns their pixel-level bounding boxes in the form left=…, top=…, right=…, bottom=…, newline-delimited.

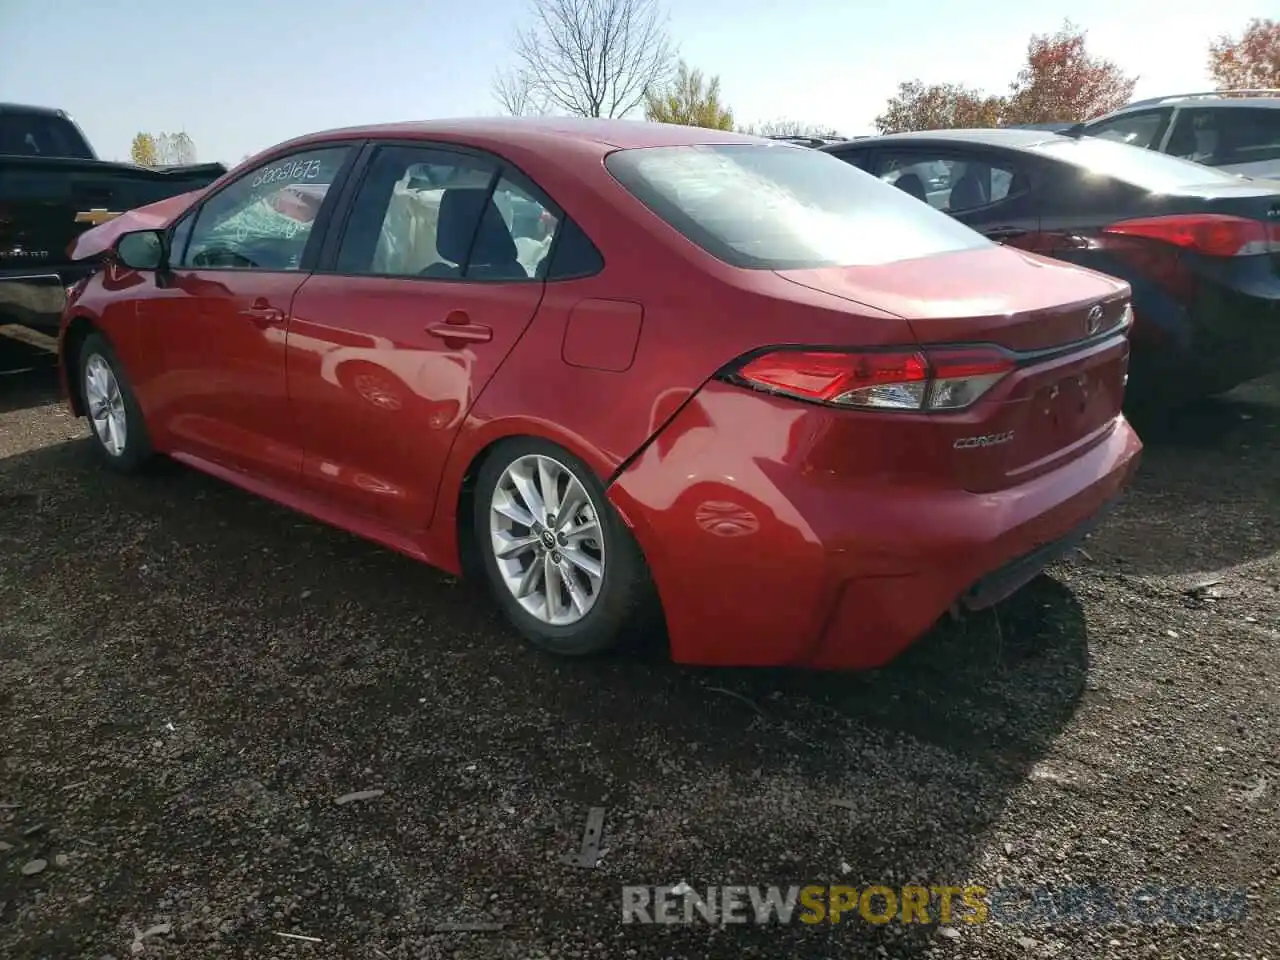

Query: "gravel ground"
left=1, top=327, right=1276, bottom=959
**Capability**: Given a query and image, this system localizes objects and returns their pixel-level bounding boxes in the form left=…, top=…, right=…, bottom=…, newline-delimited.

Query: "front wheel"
left=474, top=438, right=659, bottom=657
left=78, top=332, right=153, bottom=473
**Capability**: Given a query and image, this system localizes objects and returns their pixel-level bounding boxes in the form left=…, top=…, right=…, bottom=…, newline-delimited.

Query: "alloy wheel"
left=488, top=453, right=605, bottom=626
left=84, top=353, right=128, bottom=457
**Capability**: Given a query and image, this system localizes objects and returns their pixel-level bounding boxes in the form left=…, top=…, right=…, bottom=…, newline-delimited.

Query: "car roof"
left=0, top=102, right=67, bottom=117
left=1112, top=93, right=1280, bottom=113
left=278, top=116, right=762, bottom=154
left=821, top=128, right=1066, bottom=151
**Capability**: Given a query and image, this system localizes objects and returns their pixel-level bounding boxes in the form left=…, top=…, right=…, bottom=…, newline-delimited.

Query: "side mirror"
left=114, top=230, right=166, bottom=271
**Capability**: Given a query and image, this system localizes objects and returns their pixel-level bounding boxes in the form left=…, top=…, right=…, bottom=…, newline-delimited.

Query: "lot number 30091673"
left=251, top=159, right=324, bottom=189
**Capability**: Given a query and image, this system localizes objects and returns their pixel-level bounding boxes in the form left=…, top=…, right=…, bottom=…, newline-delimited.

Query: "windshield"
left=1034, top=137, right=1244, bottom=190
left=605, top=143, right=991, bottom=270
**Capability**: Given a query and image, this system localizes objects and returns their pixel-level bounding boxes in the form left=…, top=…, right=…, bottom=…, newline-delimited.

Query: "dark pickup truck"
left=0, top=103, right=226, bottom=332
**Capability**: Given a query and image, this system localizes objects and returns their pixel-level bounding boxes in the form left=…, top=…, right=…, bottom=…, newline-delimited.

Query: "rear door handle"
left=427, top=311, right=492, bottom=343
left=240, top=298, right=285, bottom=327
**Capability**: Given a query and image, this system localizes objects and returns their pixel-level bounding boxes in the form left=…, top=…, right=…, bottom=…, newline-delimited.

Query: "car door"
left=285, top=143, right=555, bottom=530
left=869, top=147, right=1041, bottom=247
left=144, top=145, right=357, bottom=484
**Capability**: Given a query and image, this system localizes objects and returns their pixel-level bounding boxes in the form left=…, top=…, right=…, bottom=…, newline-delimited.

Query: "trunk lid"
left=777, top=244, right=1132, bottom=493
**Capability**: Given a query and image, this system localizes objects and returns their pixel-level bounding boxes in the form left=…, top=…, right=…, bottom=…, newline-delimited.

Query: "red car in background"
left=59, top=118, right=1141, bottom=670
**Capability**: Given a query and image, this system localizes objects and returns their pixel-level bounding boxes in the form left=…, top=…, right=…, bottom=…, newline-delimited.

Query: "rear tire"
left=78, top=332, right=153, bottom=473
left=473, top=437, right=659, bottom=657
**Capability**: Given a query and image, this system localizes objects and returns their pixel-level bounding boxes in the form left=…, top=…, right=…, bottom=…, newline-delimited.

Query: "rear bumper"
left=959, top=502, right=1111, bottom=611
left=1129, top=270, right=1280, bottom=398
left=799, top=430, right=1138, bottom=670
left=609, top=382, right=1142, bottom=671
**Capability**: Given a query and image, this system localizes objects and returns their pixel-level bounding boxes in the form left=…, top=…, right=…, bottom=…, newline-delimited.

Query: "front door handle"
left=241, top=298, right=285, bottom=327
left=427, top=311, right=492, bottom=344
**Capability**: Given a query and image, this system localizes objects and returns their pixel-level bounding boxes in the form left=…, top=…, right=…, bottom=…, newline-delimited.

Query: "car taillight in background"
left=721, top=345, right=1018, bottom=411
left=1101, top=214, right=1280, bottom=257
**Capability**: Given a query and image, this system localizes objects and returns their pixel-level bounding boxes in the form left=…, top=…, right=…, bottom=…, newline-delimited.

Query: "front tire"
left=474, top=437, right=658, bottom=657
left=78, top=332, right=153, bottom=473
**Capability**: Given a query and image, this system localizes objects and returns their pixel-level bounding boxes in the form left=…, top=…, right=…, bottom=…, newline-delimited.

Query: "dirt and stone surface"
left=1, top=327, right=1276, bottom=959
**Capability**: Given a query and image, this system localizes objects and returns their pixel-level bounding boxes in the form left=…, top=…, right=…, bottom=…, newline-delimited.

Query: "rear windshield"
left=1033, top=137, right=1243, bottom=190
left=605, top=143, right=991, bottom=270
left=0, top=112, right=94, bottom=159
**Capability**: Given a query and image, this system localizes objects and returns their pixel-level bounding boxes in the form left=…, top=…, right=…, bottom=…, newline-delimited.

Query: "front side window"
left=1085, top=109, right=1169, bottom=150
left=181, top=147, right=350, bottom=271
left=606, top=143, right=990, bottom=270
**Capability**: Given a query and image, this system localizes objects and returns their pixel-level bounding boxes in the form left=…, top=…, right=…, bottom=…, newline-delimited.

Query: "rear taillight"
left=723, top=345, right=1016, bottom=412
left=1102, top=214, right=1279, bottom=257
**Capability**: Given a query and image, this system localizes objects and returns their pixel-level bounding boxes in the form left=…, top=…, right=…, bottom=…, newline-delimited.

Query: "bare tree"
left=493, top=68, right=546, bottom=117
left=154, top=131, right=197, bottom=165
left=741, top=118, right=843, bottom=139
left=500, top=0, right=675, bottom=118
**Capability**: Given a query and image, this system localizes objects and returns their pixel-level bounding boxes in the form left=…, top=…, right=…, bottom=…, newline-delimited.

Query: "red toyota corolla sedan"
left=59, top=118, right=1142, bottom=669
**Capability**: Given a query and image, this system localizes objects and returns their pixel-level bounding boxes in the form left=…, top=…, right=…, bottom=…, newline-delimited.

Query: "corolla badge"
left=953, top=431, right=1015, bottom=450
left=1086, top=304, right=1104, bottom=335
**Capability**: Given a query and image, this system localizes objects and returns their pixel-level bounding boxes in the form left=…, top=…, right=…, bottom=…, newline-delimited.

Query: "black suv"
left=1073, top=91, right=1280, bottom=179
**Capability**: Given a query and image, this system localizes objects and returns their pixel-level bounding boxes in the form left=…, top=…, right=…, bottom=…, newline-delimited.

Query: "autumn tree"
left=498, top=0, right=675, bottom=118
left=1208, top=18, right=1280, bottom=89
left=129, top=132, right=158, bottom=166
left=874, top=81, right=1005, bottom=134
left=644, top=59, right=733, bottom=129
left=1003, top=20, right=1136, bottom=124
left=133, top=131, right=198, bottom=166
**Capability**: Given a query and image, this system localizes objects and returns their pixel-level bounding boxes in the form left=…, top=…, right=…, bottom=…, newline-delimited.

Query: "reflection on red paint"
left=694, top=500, right=760, bottom=537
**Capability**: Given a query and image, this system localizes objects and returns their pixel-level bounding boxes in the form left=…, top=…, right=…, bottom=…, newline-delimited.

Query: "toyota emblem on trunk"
left=1086, top=305, right=1104, bottom=335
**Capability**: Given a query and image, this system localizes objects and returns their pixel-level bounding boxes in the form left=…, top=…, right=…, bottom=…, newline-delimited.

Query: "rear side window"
left=333, top=144, right=576, bottom=281
left=873, top=154, right=1030, bottom=213
left=1167, top=107, right=1280, bottom=167
left=334, top=146, right=499, bottom=278
left=1032, top=137, right=1243, bottom=190
left=827, top=147, right=874, bottom=172
left=545, top=218, right=604, bottom=279
left=605, top=143, right=991, bottom=270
